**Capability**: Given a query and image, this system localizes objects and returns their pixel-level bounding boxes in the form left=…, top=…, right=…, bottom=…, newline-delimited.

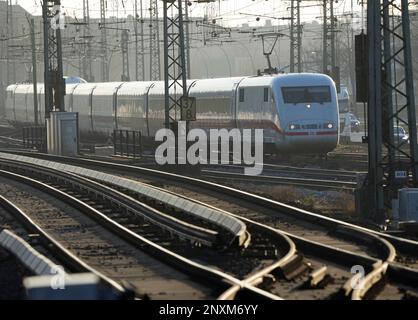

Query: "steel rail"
left=201, top=169, right=357, bottom=190
left=5, top=155, right=296, bottom=299
left=4, top=151, right=417, bottom=253
left=205, top=163, right=360, bottom=180
left=3, top=151, right=418, bottom=297
left=126, top=179, right=397, bottom=300
left=0, top=192, right=127, bottom=297
left=0, top=152, right=248, bottom=247
left=0, top=165, right=288, bottom=300
left=0, top=159, right=221, bottom=247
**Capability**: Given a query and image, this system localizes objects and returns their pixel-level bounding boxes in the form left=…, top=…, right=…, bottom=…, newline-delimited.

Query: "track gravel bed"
left=0, top=176, right=217, bottom=300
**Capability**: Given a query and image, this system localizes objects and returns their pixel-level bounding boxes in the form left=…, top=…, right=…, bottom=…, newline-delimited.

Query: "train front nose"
left=283, top=121, right=339, bottom=153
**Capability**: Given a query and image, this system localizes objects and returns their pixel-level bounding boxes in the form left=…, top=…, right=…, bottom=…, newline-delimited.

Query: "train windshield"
left=282, top=86, right=331, bottom=104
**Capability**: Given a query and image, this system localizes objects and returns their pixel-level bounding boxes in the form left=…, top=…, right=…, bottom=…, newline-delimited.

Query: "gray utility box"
left=47, top=112, right=79, bottom=156
left=393, top=188, right=418, bottom=222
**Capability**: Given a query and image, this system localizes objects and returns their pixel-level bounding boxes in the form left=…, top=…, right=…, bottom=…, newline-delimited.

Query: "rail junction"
left=0, top=150, right=418, bottom=300
left=1, top=0, right=418, bottom=303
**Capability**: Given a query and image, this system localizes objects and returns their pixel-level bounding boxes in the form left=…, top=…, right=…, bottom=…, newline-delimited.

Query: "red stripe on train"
left=285, top=132, right=309, bottom=136
left=316, top=130, right=338, bottom=135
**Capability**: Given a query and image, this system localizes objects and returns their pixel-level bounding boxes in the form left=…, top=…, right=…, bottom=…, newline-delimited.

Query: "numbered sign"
left=395, top=171, right=408, bottom=179
left=181, top=96, right=196, bottom=121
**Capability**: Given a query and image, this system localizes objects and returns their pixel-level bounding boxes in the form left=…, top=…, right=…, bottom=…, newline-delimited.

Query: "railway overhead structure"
left=361, top=0, right=418, bottom=224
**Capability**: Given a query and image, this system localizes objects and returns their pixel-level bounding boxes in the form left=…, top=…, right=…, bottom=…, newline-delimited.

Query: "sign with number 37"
left=181, top=96, right=196, bottom=121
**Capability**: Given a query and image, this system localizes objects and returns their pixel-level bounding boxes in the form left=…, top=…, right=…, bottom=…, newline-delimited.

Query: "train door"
left=39, top=86, right=45, bottom=122
left=113, top=83, right=126, bottom=130
left=232, top=78, right=247, bottom=129
left=24, top=87, right=29, bottom=122
left=186, top=80, right=198, bottom=129
left=145, top=83, right=156, bottom=137
left=89, top=87, right=96, bottom=132
left=67, top=84, right=81, bottom=113
left=7, top=85, right=18, bottom=123
left=12, top=86, right=17, bottom=122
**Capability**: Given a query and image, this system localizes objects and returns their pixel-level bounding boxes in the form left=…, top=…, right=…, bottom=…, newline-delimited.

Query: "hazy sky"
left=9, top=0, right=363, bottom=27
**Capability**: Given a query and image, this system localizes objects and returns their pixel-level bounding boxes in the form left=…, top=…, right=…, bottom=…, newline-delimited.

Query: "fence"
left=113, top=130, right=142, bottom=158
left=22, top=126, right=47, bottom=152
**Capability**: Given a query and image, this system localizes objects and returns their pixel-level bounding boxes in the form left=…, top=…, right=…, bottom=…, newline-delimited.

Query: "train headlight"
left=327, top=123, right=333, bottom=129
left=290, top=124, right=296, bottom=130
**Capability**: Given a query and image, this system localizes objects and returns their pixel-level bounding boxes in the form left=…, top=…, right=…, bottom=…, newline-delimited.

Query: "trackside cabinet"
left=46, top=112, right=79, bottom=156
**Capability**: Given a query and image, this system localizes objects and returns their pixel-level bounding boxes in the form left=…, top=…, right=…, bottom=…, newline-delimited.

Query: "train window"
left=282, top=86, right=331, bottom=104
left=264, top=88, right=269, bottom=102
left=239, top=88, right=245, bottom=102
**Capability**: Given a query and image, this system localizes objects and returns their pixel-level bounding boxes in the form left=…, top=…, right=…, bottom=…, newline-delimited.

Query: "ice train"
left=5, top=73, right=339, bottom=153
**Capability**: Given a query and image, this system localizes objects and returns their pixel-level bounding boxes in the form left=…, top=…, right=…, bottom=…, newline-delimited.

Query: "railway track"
left=327, top=151, right=413, bottom=164
left=0, top=193, right=130, bottom=299
left=0, top=154, right=365, bottom=299
left=81, top=150, right=364, bottom=191
left=0, top=173, right=224, bottom=299
left=0, top=200, right=41, bottom=300
left=2, top=151, right=418, bottom=299
left=261, top=152, right=369, bottom=170
left=0, top=156, right=301, bottom=300
left=327, top=152, right=368, bottom=161
left=0, top=135, right=23, bottom=148
left=0, top=123, right=28, bottom=151
left=206, top=163, right=359, bottom=181
left=0, top=195, right=70, bottom=274
left=201, top=165, right=358, bottom=191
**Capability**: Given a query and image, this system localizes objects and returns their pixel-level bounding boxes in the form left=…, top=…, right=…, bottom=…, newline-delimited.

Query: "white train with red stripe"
left=5, top=73, right=339, bottom=153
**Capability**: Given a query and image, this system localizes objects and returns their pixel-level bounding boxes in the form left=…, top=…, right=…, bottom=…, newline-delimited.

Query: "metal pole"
left=100, top=0, right=108, bottom=82
left=289, top=0, right=295, bottom=73
left=163, top=1, right=169, bottom=128
left=43, top=2, right=52, bottom=118
left=134, top=0, right=145, bottom=81
left=401, top=0, right=418, bottom=183
left=135, top=0, right=139, bottom=80
left=330, top=0, right=336, bottom=76
left=83, top=0, right=88, bottom=78
left=56, top=7, right=65, bottom=112
left=382, top=0, right=395, bottom=173
left=184, top=0, right=191, bottom=78
left=0, top=33, right=3, bottom=113
left=349, top=0, right=356, bottom=101
left=322, top=0, right=328, bottom=74
left=29, top=18, right=39, bottom=125
left=6, top=0, right=15, bottom=85
left=163, top=0, right=188, bottom=129
left=121, top=30, right=130, bottom=81
left=42, top=0, right=66, bottom=119
left=296, top=0, right=302, bottom=72
left=82, top=0, right=92, bottom=82
left=7, top=0, right=16, bottom=84
left=364, top=0, right=418, bottom=224
left=367, top=0, right=384, bottom=222
left=150, top=0, right=161, bottom=81
left=140, top=0, right=145, bottom=81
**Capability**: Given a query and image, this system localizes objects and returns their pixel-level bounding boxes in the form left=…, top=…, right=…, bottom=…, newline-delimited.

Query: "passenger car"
left=5, top=73, right=339, bottom=154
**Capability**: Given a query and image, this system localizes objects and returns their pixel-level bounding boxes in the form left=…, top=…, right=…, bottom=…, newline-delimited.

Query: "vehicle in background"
left=394, top=125, right=409, bottom=144
left=350, top=113, right=361, bottom=132
left=64, top=76, right=88, bottom=84
left=337, top=86, right=351, bottom=142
